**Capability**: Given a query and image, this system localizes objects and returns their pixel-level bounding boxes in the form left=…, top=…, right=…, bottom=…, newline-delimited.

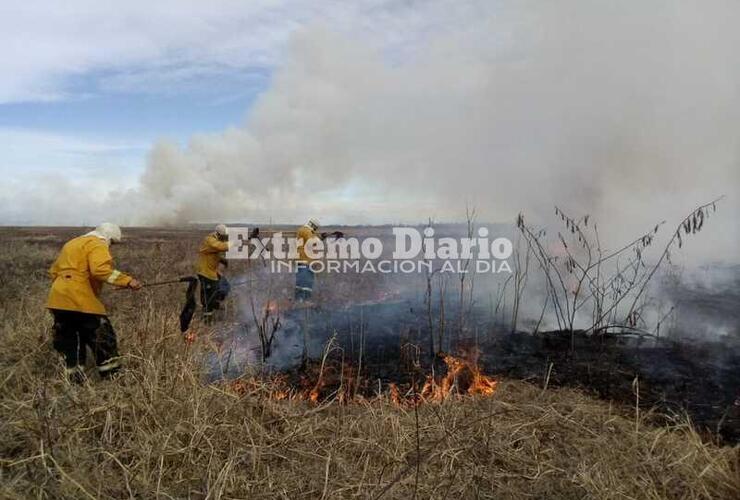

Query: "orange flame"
left=420, top=353, right=497, bottom=401
left=389, top=383, right=401, bottom=405
left=226, top=349, right=497, bottom=406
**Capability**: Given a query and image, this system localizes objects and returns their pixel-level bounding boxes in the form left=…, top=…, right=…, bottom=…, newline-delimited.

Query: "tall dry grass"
left=0, top=229, right=738, bottom=499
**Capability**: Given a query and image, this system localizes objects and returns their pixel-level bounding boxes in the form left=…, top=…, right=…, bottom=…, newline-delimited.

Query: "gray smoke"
left=123, top=1, right=739, bottom=260
left=8, top=1, right=740, bottom=262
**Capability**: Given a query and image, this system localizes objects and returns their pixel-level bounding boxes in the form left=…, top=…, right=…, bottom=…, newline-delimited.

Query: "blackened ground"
left=478, top=330, right=740, bottom=444
left=287, top=299, right=740, bottom=444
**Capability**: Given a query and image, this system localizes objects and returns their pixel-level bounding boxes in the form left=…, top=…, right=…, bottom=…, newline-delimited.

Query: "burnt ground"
left=272, top=298, right=740, bottom=444
left=479, top=330, right=740, bottom=443
left=8, top=226, right=736, bottom=443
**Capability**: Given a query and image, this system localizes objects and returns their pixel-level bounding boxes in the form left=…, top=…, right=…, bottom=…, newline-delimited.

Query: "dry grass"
left=0, top=229, right=738, bottom=499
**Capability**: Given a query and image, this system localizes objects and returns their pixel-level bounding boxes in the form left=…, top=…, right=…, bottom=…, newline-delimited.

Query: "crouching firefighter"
left=47, top=223, right=142, bottom=382
left=294, top=219, right=344, bottom=302
left=197, top=224, right=231, bottom=323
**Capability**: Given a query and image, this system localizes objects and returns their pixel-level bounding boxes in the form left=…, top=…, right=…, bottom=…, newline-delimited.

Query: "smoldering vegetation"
left=208, top=205, right=740, bottom=444
left=1, top=226, right=739, bottom=498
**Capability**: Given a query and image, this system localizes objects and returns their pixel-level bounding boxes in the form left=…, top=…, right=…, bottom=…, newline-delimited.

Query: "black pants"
left=50, top=309, right=121, bottom=378
left=199, top=275, right=227, bottom=321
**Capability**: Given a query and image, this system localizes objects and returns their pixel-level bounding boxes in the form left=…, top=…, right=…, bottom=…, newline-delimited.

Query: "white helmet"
left=86, top=222, right=122, bottom=244
left=215, top=223, right=228, bottom=236
left=307, top=218, right=320, bottom=230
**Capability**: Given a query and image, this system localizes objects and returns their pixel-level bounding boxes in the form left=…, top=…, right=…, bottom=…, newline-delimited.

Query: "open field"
left=0, top=227, right=738, bottom=499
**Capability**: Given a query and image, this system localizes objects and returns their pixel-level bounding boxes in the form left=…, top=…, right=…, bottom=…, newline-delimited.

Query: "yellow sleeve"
left=203, top=234, right=229, bottom=253
left=88, top=244, right=133, bottom=287
left=297, top=227, right=315, bottom=243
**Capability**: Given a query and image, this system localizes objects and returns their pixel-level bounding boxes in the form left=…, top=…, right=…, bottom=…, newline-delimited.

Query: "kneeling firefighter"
left=47, top=223, right=142, bottom=382
left=196, top=224, right=231, bottom=323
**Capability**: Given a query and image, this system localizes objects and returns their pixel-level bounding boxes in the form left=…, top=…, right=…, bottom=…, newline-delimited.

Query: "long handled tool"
left=115, top=276, right=197, bottom=291
left=140, top=277, right=195, bottom=288
left=119, top=273, right=264, bottom=333
left=110, top=275, right=199, bottom=333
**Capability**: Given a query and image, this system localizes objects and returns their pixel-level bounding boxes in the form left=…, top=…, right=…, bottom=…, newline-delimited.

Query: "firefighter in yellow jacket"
left=295, top=219, right=319, bottom=301
left=47, top=223, right=141, bottom=382
left=295, top=219, right=343, bottom=302
left=197, top=224, right=230, bottom=322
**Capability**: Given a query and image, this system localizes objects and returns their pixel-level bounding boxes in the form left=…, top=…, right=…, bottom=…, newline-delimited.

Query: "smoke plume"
left=14, top=1, right=740, bottom=260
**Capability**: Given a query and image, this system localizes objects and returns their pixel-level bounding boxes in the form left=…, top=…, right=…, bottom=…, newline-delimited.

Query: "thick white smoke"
left=122, top=1, right=739, bottom=259
left=12, top=1, right=740, bottom=260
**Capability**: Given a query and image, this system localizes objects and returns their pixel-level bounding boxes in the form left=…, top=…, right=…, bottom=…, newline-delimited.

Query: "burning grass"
left=2, top=316, right=738, bottom=498
left=0, top=229, right=738, bottom=498
left=229, top=350, right=498, bottom=405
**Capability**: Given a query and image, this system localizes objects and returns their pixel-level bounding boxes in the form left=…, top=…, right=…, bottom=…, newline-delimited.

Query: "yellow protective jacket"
left=197, top=233, right=229, bottom=280
left=297, top=225, right=319, bottom=263
left=47, top=235, right=133, bottom=315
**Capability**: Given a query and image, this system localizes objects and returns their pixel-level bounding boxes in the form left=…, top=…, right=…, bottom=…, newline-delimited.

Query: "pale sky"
left=1, top=0, right=738, bottom=265
left=0, top=0, right=472, bottom=192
